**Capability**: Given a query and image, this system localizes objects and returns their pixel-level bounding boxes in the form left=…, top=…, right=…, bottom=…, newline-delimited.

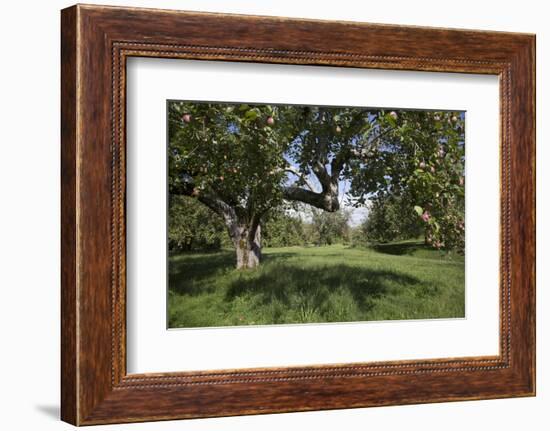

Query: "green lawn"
left=168, top=240, right=465, bottom=328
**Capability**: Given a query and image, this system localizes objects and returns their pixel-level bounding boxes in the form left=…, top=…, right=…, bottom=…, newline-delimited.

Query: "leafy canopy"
left=168, top=101, right=465, bottom=250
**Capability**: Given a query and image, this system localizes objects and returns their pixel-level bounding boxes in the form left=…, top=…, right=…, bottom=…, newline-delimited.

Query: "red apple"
left=266, top=116, right=275, bottom=126
left=389, top=111, right=398, bottom=120
left=182, top=113, right=192, bottom=123
left=421, top=211, right=431, bottom=222
left=419, top=161, right=426, bottom=169
left=335, top=125, right=342, bottom=134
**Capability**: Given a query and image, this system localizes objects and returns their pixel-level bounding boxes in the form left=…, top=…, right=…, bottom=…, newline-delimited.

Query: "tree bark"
left=281, top=137, right=342, bottom=212
left=171, top=180, right=264, bottom=269
left=282, top=182, right=339, bottom=212
left=232, top=223, right=261, bottom=269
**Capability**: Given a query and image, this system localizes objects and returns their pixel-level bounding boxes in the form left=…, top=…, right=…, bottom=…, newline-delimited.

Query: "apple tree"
left=169, top=103, right=379, bottom=268
left=169, top=102, right=290, bottom=268
left=349, top=110, right=465, bottom=251
left=169, top=102, right=465, bottom=269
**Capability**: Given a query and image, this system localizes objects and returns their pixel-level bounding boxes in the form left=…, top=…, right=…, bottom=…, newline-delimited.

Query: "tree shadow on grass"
left=265, top=249, right=354, bottom=260
left=225, top=263, right=420, bottom=316
left=371, top=241, right=427, bottom=256
left=262, top=252, right=299, bottom=262
left=169, top=250, right=235, bottom=295
left=169, top=250, right=306, bottom=296
left=168, top=249, right=434, bottom=324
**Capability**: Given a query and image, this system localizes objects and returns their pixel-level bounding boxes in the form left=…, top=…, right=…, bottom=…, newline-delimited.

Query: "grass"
left=168, top=240, right=465, bottom=328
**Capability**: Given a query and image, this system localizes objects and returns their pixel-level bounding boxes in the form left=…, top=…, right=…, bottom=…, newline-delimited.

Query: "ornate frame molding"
left=61, top=5, right=535, bottom=425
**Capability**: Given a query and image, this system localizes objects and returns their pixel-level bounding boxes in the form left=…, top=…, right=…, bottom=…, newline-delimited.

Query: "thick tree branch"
left=283, top=114, right=341, bottom=212
left=248, top=212, right=264, bottom=243
left=197, top=193, right=238, bottom=228
left=311, top=160, right=332, bottom=188
left=330, top=152, right=347, bottom=181
left=170, top=178, right=238, bottom=230
left=282, top=184, right=339, bottom=212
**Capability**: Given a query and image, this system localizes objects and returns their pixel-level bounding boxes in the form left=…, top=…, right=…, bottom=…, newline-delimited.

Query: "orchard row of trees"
left=169, top=197, right=353, bottom=252
left=169, top=192, right=458, bottom=253
left=168, top=102, right=465, bottom=268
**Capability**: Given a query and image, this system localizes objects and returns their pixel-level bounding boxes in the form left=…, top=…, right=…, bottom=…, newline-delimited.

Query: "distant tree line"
left=169, top=190, right=463, bottom=253
left=359, top=194, right=424, bottom=244
left=168, top=197, right=354, bottom=253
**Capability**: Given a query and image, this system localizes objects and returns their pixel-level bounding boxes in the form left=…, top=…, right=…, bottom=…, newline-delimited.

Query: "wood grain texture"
left=60, top=4, right=536, bottom=425
left=60, top=5, right=78, bottom=425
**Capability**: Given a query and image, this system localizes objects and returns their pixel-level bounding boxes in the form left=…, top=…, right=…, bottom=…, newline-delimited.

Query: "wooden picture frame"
left=61, top=4, right=535, bottom=425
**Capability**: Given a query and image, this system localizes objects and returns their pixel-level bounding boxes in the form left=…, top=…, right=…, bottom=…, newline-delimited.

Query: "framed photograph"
left=61, top=4, right=535, bottom=425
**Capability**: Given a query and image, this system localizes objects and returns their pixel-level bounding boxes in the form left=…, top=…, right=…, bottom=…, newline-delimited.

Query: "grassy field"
left=168, top=240, right=465, bottom=328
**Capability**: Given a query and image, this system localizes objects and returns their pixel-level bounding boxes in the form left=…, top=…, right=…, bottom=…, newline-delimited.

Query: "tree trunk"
left=170, top=180, right=264, bottom=269
left=232, top=224, right=262, bottom=269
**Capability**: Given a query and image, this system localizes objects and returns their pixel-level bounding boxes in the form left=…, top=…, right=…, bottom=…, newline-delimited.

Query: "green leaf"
left=413, top=205, right=423, bottom=216
left=386, top=114, right=397, bottom=127
left=245, top=109, right=259, bottom=120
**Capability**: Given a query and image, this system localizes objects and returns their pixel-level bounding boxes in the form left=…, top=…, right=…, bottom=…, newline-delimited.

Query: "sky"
left=341, top=189, right=370, bottom=227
